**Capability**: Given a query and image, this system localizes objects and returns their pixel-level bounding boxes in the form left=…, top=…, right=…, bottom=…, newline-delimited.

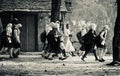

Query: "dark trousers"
left=82, top=48, right=98, bottom=60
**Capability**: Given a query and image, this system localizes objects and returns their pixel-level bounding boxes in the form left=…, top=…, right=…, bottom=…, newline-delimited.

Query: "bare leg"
left=58, top=53, right=67, bottom=60
left=0, top=47, right=5, bottom=53
left=101, top=47, right=107, bottom=62
left=93, top=49, right=98, bottom=61
left=44, top=52, right=49, bottom=58
left=97, top=48, right=105, bottom=62
left=9, top=48, right=13, bottom=58
left=48, top=53, right=53, bottom=60
left=0, top=47, right=8, bottom=54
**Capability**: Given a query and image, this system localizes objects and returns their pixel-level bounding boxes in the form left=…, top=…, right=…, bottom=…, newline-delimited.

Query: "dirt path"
left=0, top=54, right=119, bottom=76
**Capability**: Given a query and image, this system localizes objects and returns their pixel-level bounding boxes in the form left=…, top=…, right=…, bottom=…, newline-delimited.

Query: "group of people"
left=41, top=21, right=76, bottom=60
left=41, top=20, right=110, bottom=62
left=0, top=18, right=22, bottom=58
left=0, top=17, right=109, bottom=62
left=78, top=22, right=109, bottom=62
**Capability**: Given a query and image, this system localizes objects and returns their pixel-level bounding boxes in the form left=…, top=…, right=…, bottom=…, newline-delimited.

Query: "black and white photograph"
left=0, top=0, right=119, bottom=76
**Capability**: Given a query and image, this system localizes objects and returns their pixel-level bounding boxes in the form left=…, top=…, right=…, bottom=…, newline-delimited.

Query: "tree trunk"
left=113, top=0, right=120, bottom=62
left=51, top=0, right=62, bottom=22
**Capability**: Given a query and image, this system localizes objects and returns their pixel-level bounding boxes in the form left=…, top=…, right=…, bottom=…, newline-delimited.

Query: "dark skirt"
left=12, top=38, right=21, bottom=48
left=13, top=42, right=21, bottom=48
left=95, top=40, right=106, bottom=48
left=49, top=45, right=62, bottom=54
left=1, top=36, right=13, bottom=48
left=84, top=43, right=95, bottom=52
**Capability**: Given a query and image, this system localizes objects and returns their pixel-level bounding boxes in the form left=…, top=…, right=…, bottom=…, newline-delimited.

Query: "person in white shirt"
left=0, top=23, right=13, bottom=58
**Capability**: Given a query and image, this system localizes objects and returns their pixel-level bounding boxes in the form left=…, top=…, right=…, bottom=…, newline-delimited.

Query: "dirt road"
left=0, top=53, right=119, bottom=76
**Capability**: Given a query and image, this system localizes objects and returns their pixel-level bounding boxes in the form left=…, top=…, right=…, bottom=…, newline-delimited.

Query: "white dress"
left=64, top=29, right=75, bottom=52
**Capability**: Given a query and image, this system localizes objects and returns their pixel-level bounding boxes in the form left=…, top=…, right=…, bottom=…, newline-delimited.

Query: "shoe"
left=13, top=55, right=19, bottom=58
left=95, top=58, right=99, bottom=61
left=41, top=54, right=44, bottom=57
left=14, top=56, right=19, bottom=58
left=106, top=61, right=120, bottom=66
left=101, top=58, right=105, bottom=62
left=9, top=56, right=13, bottom=58
left=59, top=57, right=67, bottom=60
left=48, top=58, right=53, bottom=60
left=72, top=53, right=76, bottom=57
left=98, top=59, right=103, bottom=62
left=81, top=57, right=85, bottom=61
left=72, top=54, right=76, bottom=56
left=70, top=52, right=76, bottom=57
left=64, top=55, right=69, bottom=58
left=77, top=53, right=81, bottom=57
left=44, top=56, right=48, bottom=59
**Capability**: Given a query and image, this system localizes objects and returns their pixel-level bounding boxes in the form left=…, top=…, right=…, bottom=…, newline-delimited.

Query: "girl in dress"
left=64, top=24, right=75, bottom=56
left=96, top=25, right=109, bottom=62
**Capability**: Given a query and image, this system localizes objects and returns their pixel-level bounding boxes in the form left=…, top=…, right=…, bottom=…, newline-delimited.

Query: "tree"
left=51, top=0, right=62, bottom=22
left=108, top=0, right=120, bottom=65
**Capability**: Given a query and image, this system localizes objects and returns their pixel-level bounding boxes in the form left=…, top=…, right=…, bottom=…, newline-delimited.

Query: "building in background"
left=0, top=0, right=72, bottom=52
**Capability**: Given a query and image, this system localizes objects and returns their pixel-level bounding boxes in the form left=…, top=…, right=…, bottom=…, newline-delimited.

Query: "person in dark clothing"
left=81, top=24, right=98, bottom=61
left=76, top=31, right=85, bottom=56
left=12, top=18, right=22, bottom=58
left=76, top=26, right=87, bottom=56
left=46, top=27, right=66, bottom=60
left=40, top=30, right=49, bottom=57
left=41, top=31, right=47, bottom=50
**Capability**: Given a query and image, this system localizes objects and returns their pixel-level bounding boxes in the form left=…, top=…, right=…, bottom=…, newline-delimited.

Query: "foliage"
left=65, top=0, right=117, bottom=53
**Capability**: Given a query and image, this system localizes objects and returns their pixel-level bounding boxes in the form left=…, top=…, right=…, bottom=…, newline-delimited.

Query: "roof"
left=0, top=0, right=51, bottom=12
